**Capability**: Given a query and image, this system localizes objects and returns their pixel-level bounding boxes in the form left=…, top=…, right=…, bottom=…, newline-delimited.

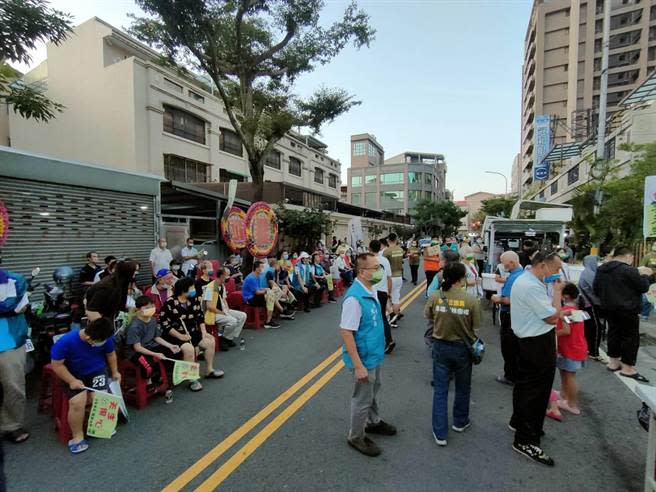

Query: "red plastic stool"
left=52, top=375, right=72, bottom=445
left=38, top=364, right=55, bottom=415
left=119, top=358, right=169, bottom=410
left=244, top=305, right=266, bottom=329
left=321, top=289, right=329, bottom=304
left=227, top=291, right=244, bottom=310
left=333, top=279, right=344, bottom=297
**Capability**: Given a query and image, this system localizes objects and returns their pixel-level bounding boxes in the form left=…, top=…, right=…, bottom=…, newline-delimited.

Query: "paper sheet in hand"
left=109, top=379, right=129, bottom=422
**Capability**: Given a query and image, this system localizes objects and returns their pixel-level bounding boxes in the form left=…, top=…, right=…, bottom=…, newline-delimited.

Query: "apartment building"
left=345, top=133, right=447, bottom=215
left=511, top=153, right=522, bottom=196
left=521, top=0, right=656, bottom=196
left=5, top=17, right=341, bottom=199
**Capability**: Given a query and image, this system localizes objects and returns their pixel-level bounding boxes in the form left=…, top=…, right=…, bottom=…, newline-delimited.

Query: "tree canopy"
left=130, top=0, right=375, bottom=196
left=277, top=204, right=333, bottom=252
left=411, top=199, right=466, bottom=238
left=0, top=0, right=72, bottom=121
left=571, top=142, right=656, bottom=252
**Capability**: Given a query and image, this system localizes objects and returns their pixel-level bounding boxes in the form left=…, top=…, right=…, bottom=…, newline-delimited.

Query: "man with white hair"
left=491, top=251, right=524, bottom=386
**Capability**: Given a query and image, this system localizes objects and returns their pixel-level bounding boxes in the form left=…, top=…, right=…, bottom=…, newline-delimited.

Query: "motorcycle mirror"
left=31, top=267, right=41, bottom=278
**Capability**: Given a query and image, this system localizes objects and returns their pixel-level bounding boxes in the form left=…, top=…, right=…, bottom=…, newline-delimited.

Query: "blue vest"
left=293, top=263, right=311, bottom=289
left=0, top=270, right=29, bottom=352
left=341, top=281, right=385, bottom=370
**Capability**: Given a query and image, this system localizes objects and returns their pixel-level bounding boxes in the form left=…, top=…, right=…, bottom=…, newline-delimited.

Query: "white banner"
left=348, top=217, right=364, bottom=248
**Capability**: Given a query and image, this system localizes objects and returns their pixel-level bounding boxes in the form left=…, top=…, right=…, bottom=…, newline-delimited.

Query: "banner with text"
left=173, top=360, right=200, bottom=385
left=533, top=115, right=551, bottom=181
left=86, top=391, right=122, bottom=439
left=644, top=175, right=656, bottom=238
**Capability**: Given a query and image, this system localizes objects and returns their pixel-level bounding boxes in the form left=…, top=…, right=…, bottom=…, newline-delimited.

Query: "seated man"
left=50, top=318, right=121, bottom=455
left=126, top=296, right=180, bottom=396
left=242, top=261, right=293, bottom=330
left=293, top=252, right=322, bottom=310
left=144, top=268, right=175, bottom=319
left=267, top=258, right=296, bottom=314
left=204, top=268, right=247, bottom=350
left=195, top=260, right=215, bottom=297
left=311, top=253, right=335, bottom=303
left=334, top=252, right=354, bottom=286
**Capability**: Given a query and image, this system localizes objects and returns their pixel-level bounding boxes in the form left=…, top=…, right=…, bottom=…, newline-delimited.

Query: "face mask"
left=172, top=266, right=180, bottom=272
left=142, top=307, right=156, bottom=317
left=91, top=340, right=107, bottom=347
left=466, top=255, right=474, bottom=261
left=160, top=283, right=171, bottom=290
left=544, top=274, right=561, bottom=284
left=207, top=270, right=214, bottom=276
left=283, top=254, right=289, bottom=260
left=370, top=268, right=384, bottom=284
left=187, top=289, right=197, bottom=298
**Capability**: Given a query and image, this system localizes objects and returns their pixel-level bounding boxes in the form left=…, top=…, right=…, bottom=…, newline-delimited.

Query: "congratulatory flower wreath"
left=245, top=202, right=278, bottom=258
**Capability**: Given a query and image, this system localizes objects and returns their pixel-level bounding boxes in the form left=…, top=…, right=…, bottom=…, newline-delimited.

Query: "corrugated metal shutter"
left=0, top=177, right=156, bottom=297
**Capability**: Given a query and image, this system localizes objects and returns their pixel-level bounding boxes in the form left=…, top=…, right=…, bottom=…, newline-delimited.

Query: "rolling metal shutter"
left=0, top=177, right=156, bottom=296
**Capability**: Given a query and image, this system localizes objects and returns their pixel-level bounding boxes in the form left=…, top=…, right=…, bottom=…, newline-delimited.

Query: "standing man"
left=407, top=239, right=421, bottom=286
left=509, top=252, right=563, bottom=466
left=79, top=252, right=101, bottom=288
left=340, top=253, right=396, bottom=457
left=180, top=238, right=200, bottom=277
left=384, top=233, right=405, bottom=326
left=149, top=238, right=173, bottom=281
left=0, top=255, right=30, bottom=444
left=370, top=240, right=394, bottom=354
left=594, top=246, right=653, bottom=382
left=491, top=251, right=524, bottom=386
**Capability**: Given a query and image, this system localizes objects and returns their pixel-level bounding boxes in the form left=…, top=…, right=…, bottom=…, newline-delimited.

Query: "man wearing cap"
left=144, top=269, right=175, bottom=319
left=150, top=238, right=173, bottom=281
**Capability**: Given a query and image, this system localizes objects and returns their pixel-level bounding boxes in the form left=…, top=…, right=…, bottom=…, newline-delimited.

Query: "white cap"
left=299, top=252, right=310, bottom=259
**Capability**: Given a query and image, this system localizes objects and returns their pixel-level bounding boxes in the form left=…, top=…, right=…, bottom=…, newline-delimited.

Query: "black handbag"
left=440, top=292, right=485, bottom=365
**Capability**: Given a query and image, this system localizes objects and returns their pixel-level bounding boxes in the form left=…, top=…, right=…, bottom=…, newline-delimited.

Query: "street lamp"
left=484, top=171, right=508, bottom=196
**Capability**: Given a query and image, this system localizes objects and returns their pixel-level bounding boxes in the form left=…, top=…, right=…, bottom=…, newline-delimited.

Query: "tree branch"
left=252, top=27, right=296, bottom=65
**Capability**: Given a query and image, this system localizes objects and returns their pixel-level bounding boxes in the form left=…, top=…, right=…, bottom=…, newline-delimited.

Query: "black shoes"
left=347, top=436, right=381, bottom=457
left=512, top=443, right=555, bottom=466
left=365, top=420, right=397, bottom=436
left=384, top=341, right=396, bottom=354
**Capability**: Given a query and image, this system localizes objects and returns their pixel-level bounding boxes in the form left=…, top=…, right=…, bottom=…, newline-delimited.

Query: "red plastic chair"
left=227, top=290, right=264, bottom=329
left=225, top=277, right=237, bottom=294
left=333, top=279, right=344, bottom=297
left=119, top=358, right=169, bottom=410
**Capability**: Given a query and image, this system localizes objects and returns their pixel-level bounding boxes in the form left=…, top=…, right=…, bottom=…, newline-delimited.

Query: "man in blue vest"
left=340, top=252, right=396, bottom=457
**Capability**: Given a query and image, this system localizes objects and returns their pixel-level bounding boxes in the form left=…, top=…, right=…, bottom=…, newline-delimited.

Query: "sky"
left=12, top=0, right=533, bottom=201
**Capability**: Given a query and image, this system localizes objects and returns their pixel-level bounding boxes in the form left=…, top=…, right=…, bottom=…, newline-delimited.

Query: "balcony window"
left=328, top=174, right=337, bottom=188
left=264, top=151, right=281, bottom=170
left=163, top=154, right=210, bottom=183
left=605, top=137, right=616, bottom=160
left=380, top=173, right=404, bottom=185
left=408, top=172, right=422, bottom=184
left=353, top=142, right=365, bottom=156
left=424, top=173, right=432, bottom=185
left=368, top=144, right=376, bottom=157
left=351, top=176, right=362, bottom=187
left=289, top=157, right=302, bottom=177
left=567, top=164, right=580, bottom=185
left=408, top=190, right=422, bottom=202
left=314, top=167, right=324, bottom=184
left=365, top=192, right=377, bottom=208
left=365, top=174, right=377, bottom=184
left=219, top=128, right=243, bottom=156
left=551, top=180, right=558, bottom=195
left=380, top=190, right=404, bottom=208
left=351, top=193, right=361, bottom=205
left=163, top=105, right=206, bottom=144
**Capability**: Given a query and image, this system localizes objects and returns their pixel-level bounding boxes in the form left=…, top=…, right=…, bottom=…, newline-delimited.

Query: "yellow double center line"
left=164, top=280, right=427, bottom=492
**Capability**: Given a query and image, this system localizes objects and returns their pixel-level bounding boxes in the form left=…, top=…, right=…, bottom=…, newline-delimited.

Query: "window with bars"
left=567, top=164, right=580, bottom=185
left=163, top=154, right=210, bottom=183
left=314, top=167, right=324, bottom=184
left=163, top=105, right=206, bottom=144
left=219, top=128, right=243, bottom=156
left=289, top=157, right=302, bottom=176
left=264, top=151, right=281, bottom=169
left=328, top=174, right=337, bottom=188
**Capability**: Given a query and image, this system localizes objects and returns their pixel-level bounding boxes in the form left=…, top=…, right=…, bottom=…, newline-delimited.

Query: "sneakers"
left=495, top=375, right=514, bottom=386
left=365, top=420, right=397, bottom=436
left=264, top=321, right=281, bottom=329
left=164, top=389, right=174, bottom=404
left=280, top=312, right=295, bottom=320
left=347, top=436, right=381, bottom=457
left=452, top=422, right=471, bottom=433
left=189, top=380, right=203, bottom=392
left=432, top=432, right=447, bottom=446
left=205, top=369, right=225, bottom=379
left=512, top=443, right=555, bottom=466
left=390, top=320, right=399, bottom=329
left=384, top=341, right=396, bottom=354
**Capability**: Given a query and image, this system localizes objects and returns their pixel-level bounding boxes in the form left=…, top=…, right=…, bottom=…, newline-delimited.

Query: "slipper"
left=205, top=370, right=225, bottom=379
left=620, top=372, right=650, bottom=383
left=607, top=366, right=621, bottom=372
left=5, top=428, right=30, bottom=444
left=68, top=439, right=89, bottom=454
left=546, top=410, right=563, bottom=422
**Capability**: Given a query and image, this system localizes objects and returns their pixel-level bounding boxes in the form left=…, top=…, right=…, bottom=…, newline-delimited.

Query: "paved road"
left=6, top=270, right=647, bottom=492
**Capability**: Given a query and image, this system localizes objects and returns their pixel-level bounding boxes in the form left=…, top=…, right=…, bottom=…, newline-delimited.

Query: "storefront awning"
left=543, top=142, right=582, bottom=162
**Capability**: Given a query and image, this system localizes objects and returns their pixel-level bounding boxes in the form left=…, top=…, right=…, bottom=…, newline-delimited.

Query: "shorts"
left=390, top=277, right=403, bottom=305
left=247, top=294, right=266, bottom=308
left=130, top=344, right=179, bottom=378
left=557, top=355, right=584, bottom=373
left=167, top=331, right=203, bottom=347
left=65, top=369, right=109, bottom=399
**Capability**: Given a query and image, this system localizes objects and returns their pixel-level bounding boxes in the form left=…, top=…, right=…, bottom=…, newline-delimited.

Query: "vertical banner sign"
left=644, top=176, right=656, bottom=238
left=533, top=115, right=551, bottom=181
left=348, top=217, right=364, bottom=248
left=86, top=391, right=122, bottom=439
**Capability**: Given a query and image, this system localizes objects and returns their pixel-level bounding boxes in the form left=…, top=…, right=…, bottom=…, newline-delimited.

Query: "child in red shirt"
left=555, top=283, right=589, bottom=415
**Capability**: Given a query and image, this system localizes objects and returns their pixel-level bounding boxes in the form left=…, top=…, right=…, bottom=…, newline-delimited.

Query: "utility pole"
left=593, top=0, right=611, bottom=216
left=484, top=171, right=508, bottom=197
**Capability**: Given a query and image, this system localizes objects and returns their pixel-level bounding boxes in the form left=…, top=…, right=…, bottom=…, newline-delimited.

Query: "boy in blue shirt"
left=50, top=318, right=120, bottom=454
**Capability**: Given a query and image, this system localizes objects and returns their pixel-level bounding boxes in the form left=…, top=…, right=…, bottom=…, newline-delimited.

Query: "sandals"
left=189, top=380, right=203, bottom=392
left=68, top=439, right=89, bottom=454
left=205, top=369, right=225, bottom=379
left=5, top=428, right=30, bottom=444
left=607, top=366, right=621, bottom=372
left=546, top=410, right=563, bottom=422
left=620, top=372, right=650, bottom=383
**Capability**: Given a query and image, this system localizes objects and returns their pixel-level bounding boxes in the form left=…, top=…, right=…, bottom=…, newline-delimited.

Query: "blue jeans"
left=641, top=294, right=652, bottom=319
left=432, top=339, right=472, bottom=440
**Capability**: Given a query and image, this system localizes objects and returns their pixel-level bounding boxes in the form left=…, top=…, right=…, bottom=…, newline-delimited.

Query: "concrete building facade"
left=6, top=18, right=341, bottom=199
left=521, top=0, right=656, bottom=196
left=345, top=133, right=447, bottom=215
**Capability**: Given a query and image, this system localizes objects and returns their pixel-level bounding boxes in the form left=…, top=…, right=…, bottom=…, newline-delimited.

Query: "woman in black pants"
left=578, top=255, right=605, bottom=360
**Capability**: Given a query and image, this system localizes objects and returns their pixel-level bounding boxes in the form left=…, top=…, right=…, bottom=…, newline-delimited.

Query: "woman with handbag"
left=424, top=262, right=482, bottom=446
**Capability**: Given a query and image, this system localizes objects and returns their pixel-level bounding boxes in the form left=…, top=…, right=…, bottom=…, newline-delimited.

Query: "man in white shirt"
left=369, top=240, right=394, bottom=354
left=180, top=238, right=200, bottom=277
left=509, top=251, right=564, bottom=467
left=340, top=252, right=396, bottom=457
left=149, top=239, right=173, bottom=280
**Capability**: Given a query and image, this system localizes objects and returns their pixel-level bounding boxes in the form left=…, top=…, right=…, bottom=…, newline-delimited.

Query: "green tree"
left=412, top=199, right=466, bottom=238
left=130, top=0, right=374, bottom=199
left=571, top=142, right=656, bottom=251
left=479, top=197, right=516, bottom=218
left=367, top=223, right=385, bottom=239
left=0, top=0, right=72, bottom=121
left=277, top=204, right=333, bottom=252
